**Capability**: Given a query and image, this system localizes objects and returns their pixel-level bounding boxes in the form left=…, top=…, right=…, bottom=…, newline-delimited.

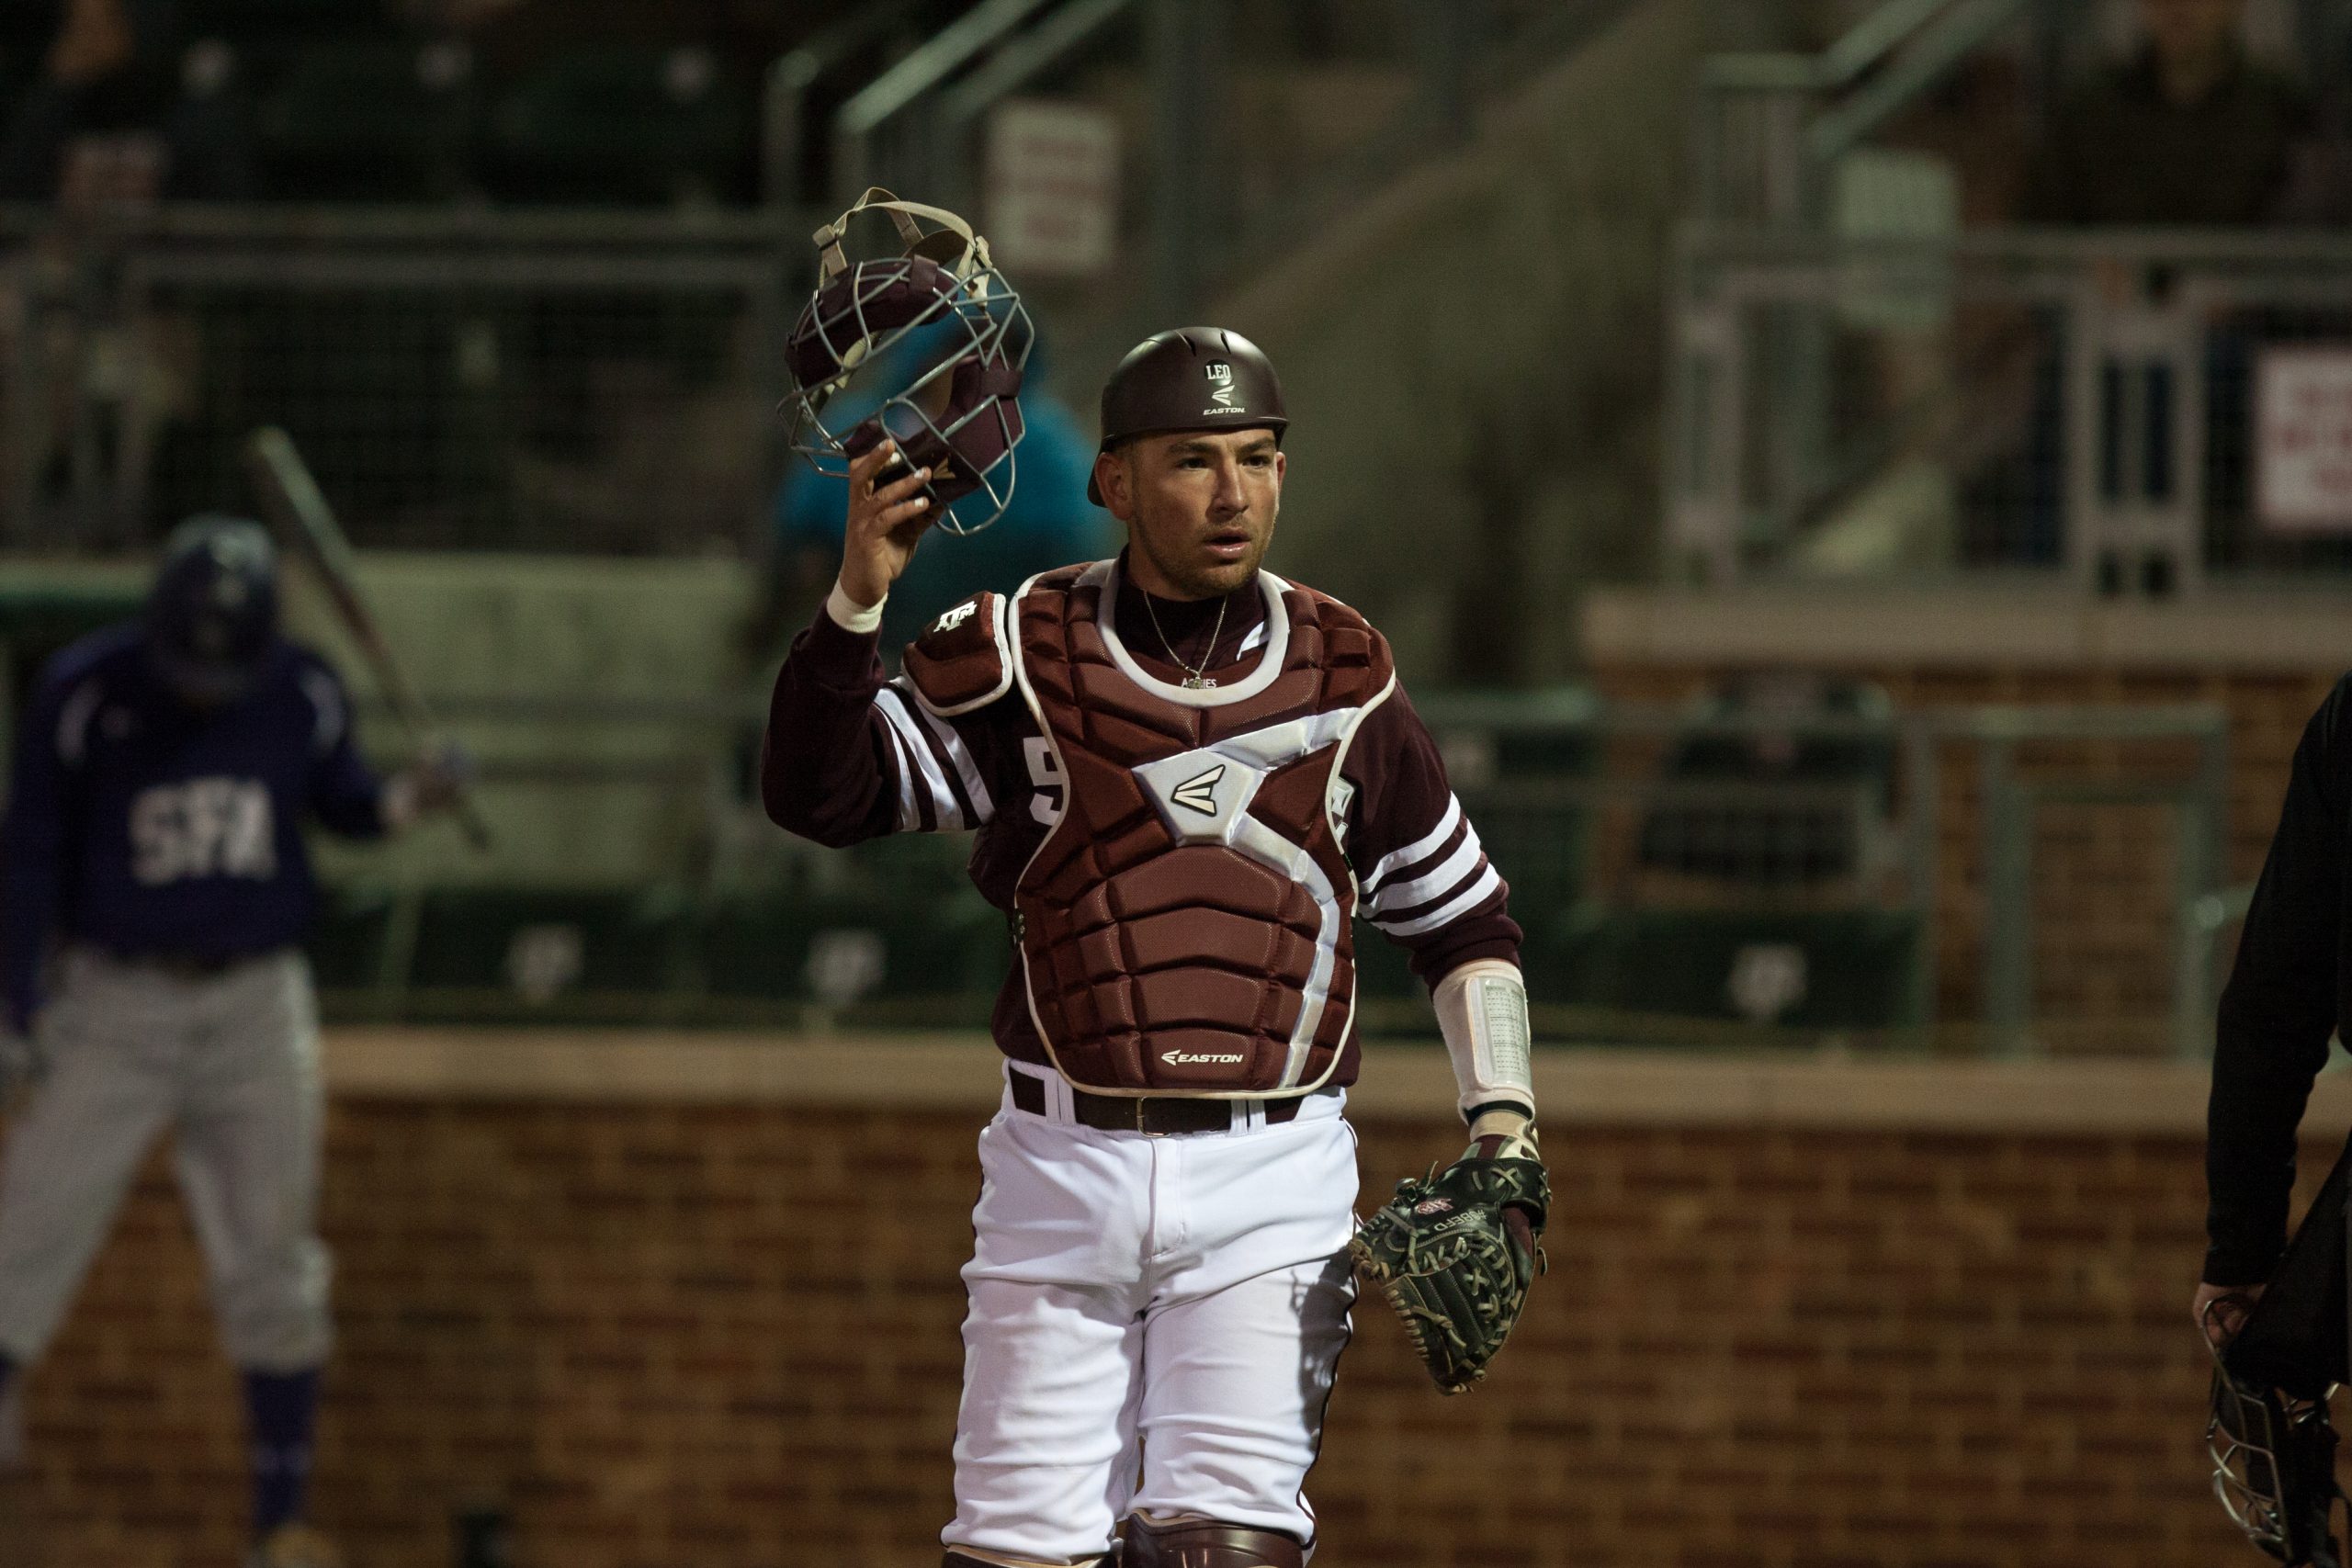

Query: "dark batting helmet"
left=1087, top=326, right=1287, bottom=505
left=146, top=514, right=280, bottom=705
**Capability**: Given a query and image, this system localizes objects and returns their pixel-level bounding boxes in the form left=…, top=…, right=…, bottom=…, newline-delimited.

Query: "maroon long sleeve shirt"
left=760, top=560, right=1521, bottom=1085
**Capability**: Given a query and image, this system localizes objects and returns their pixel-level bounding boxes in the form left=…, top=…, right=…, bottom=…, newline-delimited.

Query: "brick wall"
left=6, top=1082, right=2282, bottom=1568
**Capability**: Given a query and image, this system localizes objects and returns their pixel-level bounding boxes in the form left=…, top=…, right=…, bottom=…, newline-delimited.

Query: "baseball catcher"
left=763, top=236, right=1550, bottom=1562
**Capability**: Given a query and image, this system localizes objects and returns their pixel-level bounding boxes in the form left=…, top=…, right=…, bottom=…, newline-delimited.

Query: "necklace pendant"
left=1182, top=674, right=1217, bottom=690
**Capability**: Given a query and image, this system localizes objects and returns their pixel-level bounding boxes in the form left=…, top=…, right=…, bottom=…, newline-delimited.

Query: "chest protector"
left=996, top=559, right=1395, bottom=1097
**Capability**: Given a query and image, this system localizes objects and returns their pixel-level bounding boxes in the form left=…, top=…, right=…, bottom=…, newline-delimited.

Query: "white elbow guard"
left=1433, top=958, right=1536, bottom=1124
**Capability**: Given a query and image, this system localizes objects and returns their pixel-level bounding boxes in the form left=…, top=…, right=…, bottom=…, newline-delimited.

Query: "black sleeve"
left=2206, top=676, right=2351, bottom=1285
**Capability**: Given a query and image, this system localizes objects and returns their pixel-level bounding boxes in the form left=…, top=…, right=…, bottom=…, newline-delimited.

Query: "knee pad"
left=1120, top=1516, right=1305, bottom=1568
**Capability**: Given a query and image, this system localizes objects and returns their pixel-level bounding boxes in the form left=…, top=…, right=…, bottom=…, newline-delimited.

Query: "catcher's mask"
left=2210, top=1295, right=2351, bottom=1567
left=783, top=187, right=1030, bottom=536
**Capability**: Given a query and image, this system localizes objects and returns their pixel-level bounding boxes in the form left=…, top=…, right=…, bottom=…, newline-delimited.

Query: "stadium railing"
left=1666, top=226, right=2352, bottom=592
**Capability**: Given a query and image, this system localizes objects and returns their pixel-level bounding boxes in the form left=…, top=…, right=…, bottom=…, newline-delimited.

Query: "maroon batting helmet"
left=1087, top=326, right=1287, bottom=505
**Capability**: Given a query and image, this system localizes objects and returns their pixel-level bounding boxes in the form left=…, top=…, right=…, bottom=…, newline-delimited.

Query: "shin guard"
left=1119, top=1516, right=1304, bottom=1568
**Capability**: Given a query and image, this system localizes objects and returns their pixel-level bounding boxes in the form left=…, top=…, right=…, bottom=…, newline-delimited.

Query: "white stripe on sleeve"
left=876, top=716, right=922, bottom=832
left=1365, top=824, right=1485, bottom=917
left=891, top=677, right=993, bottom=826
left=1362, top=795, right=1463, bottom=897
left=876, top=687, right=963, bottom=831
left=1374, top=863, right=1504, bottom=938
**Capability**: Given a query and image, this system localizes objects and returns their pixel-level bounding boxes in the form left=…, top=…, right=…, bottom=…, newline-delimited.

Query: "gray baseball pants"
left=0, top=946, right=331, bottom=1371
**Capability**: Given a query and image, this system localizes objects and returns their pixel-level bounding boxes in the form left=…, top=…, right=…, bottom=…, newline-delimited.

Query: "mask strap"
left=812, top=186, right=993, bottom=293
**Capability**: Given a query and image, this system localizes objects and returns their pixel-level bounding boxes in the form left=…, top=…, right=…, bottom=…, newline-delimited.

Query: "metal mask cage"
left=784, top=249, right=1033, bottom=537
left=2212, top=1367, right=2304, bottom=1560
left=2208, top=1300, right=2351, bottom=1568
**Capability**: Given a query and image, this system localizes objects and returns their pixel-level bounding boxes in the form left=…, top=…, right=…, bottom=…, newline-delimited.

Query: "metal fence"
left=1668, top=227, right=2352, bottom=592
left=0, top=207, right=808, bottom=555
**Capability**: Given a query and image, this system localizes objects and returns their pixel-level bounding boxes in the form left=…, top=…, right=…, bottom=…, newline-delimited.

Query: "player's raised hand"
left=838, top=438, right=933, bottom=610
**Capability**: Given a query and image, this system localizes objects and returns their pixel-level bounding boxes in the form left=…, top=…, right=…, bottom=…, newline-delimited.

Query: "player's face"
left=1096, top=428, right=1284, bottom=601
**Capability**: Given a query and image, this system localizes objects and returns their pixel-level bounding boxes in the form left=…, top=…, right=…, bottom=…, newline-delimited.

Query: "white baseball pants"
left=946, top=1066, right=1359, bottom=1563
left=0, top=947, right=331, bottom=1372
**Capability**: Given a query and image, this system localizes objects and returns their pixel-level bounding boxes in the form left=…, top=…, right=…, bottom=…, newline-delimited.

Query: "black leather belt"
left=1009, top=1069, right=1307, bottom=1134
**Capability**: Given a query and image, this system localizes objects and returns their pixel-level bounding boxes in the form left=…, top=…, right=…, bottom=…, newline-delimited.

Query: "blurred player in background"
left=0, top=516, right=465, bottom=1568
left=763, top=327, right=1544, bottom=1566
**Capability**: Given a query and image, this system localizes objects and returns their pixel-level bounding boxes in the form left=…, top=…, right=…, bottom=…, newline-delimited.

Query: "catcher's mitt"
left=1351, top=1139, right=1548, bottom=1394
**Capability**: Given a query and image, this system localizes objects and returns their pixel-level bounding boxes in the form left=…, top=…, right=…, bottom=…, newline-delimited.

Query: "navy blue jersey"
left=0, top=625, right=389, bottom=1032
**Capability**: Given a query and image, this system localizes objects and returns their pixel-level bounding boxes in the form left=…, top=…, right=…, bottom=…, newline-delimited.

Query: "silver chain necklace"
left=1142, top=591, right=1228, bottom=690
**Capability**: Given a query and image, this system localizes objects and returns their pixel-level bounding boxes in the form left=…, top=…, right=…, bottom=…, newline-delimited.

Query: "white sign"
left=984, top=99, right=1121, bottom=278
left=2257, top=348, right=2352, bottom=534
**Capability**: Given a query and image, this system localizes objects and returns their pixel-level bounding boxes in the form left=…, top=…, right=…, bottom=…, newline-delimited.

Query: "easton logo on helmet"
left=1204, top=361, right=1237, bottom=408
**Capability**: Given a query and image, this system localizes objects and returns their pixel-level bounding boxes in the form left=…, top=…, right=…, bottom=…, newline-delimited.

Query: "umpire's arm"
left=2204, top=676, right=2352, bottom=1311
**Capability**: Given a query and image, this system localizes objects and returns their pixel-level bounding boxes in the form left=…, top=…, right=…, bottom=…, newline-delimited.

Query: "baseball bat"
left=243, top=426, right=493, bottom=851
